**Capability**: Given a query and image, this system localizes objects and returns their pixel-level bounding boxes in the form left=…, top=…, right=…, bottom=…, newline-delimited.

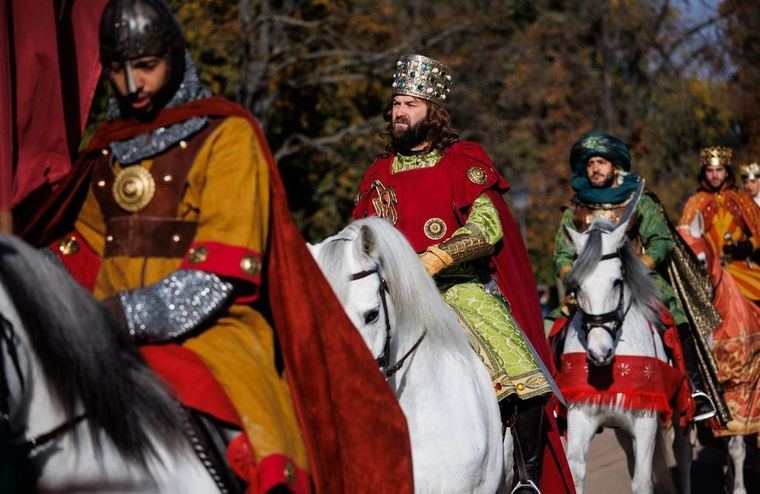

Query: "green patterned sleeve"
left=553, top=208, right=576, bottom=278
left=452, top=194, right=503, bottom=244
left=636, top=194, right=674, bottom=267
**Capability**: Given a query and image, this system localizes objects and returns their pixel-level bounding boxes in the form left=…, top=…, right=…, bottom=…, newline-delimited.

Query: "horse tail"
left=0, top=235, right=188, bottom=466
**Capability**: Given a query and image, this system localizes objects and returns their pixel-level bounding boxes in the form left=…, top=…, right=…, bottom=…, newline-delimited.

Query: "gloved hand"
left=723, top=240, right=752, bottom=260
left=419, top=245, right=454, bottom=277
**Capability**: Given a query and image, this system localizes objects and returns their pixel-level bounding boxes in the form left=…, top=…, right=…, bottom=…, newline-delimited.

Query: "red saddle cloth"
left=550, top=311, right=694, bottom=426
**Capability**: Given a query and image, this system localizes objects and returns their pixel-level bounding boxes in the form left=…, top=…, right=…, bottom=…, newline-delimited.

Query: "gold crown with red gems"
left=699, top=146, right=732, bottom=168
left=392, top=54, right=453, bottom=107
left=741, top=162, right=760, bottom=180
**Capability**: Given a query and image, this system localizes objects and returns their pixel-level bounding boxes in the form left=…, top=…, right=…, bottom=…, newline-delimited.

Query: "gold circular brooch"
left=466, top=167, right=488, bottom=185
left=423, top=218, right=447, bottom=240
left=112, top=166, right=156, bottom=212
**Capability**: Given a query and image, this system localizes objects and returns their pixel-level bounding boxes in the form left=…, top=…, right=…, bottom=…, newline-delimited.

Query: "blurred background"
left=81, top=0, right=757, bottom=297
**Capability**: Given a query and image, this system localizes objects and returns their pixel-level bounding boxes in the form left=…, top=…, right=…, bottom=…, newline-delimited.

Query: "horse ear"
left=357, top=225, right=377, bottom=260
left=608, top=219, right=629, bottom=248
left=563, top=224, right=586, bottom=252
left=688, top=212, right=704, bottom=238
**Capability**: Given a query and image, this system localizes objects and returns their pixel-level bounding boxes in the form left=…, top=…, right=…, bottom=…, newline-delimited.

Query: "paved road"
left=581, top=427, right=760, bottom=493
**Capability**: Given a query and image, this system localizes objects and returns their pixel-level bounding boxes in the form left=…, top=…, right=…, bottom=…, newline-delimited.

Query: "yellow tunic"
left=73, top=117, right=308, bottom=472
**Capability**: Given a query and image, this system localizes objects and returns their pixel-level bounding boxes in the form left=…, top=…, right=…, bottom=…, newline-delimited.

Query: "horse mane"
left=0, top=235, right=188, bottom=465
left=317, top=218, right=472, bottom=359
left=565, top=220, right=661, bottom=324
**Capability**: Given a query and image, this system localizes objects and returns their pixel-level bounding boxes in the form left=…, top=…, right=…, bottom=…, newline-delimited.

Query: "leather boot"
left=676, top=323, right=716, bottom=421
left=501, top=396, right=545, bottom=493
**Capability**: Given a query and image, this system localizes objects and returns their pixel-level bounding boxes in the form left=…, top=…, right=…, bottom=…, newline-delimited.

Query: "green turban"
left=569, top=131, right=631, bottom=175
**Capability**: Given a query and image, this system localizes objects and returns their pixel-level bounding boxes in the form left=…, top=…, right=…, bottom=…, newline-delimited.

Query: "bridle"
left=0, top=311, right=85, bottom=456
left=575, top=250, right=632, bottom=341
left=349, top=267, right=426, bottom=379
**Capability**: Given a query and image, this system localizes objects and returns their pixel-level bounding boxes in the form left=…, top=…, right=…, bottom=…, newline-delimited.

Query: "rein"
left=577, top=250, right=632, bottom=340
left=349, top=268, right=426, bottom=378
left=0, top=310, right=86, bottom=455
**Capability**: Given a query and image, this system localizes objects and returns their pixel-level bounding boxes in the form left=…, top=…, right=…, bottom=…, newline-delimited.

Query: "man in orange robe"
left=680, top=147, right=760, bottom=303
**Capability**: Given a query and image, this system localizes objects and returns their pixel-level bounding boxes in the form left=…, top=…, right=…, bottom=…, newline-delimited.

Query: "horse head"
left=564, top=218, right=631, bottom=366
left=309, top=221, right=399, bottom=368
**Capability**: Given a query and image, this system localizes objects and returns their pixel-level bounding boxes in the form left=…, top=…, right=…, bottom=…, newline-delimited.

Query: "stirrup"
left=692, top=390, right=717, bottom=422
left=511, top=479, right=541, bottom=494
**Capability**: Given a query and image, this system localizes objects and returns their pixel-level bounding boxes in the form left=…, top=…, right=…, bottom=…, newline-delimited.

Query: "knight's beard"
left=391, top=119, right=431, bottom=153
left=708, top=179, right=726, bottom=192
left=589, top=172, right=615, bottom=188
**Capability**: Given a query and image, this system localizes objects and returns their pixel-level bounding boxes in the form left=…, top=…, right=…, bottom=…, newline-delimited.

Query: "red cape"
left=20, top=97, right=414, bottom=494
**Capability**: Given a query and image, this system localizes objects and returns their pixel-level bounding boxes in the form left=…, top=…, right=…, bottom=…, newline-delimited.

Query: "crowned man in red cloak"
left=19, top=1, right=414, bottom=493
left=353, top=54, right=574, bottom=494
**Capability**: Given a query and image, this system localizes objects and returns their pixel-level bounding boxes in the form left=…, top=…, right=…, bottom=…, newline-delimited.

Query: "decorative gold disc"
left=112, top=166, right=156, bottom=212
left=423, top=217, right=447, bottom=240
left=467, top=167, right=488, bottom=185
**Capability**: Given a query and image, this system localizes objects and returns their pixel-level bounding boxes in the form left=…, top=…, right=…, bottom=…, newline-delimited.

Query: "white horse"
left=308, top=217, right=506, bottom=494
left=0, top=234, right=225, bottom=493
left=560, top=215, right=692, bottom=494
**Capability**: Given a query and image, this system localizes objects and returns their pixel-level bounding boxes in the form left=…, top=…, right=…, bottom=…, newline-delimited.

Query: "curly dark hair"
left=379, top=97, right=460, bottom=155
left=698, top=164, right=736, bottom=192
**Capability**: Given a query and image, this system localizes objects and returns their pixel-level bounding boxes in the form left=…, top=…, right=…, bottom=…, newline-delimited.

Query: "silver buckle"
left=692, top=391, right=717, bottom=422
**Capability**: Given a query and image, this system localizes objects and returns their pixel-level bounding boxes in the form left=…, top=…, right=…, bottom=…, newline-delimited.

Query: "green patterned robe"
left=394, top=153, right=551, bottom=402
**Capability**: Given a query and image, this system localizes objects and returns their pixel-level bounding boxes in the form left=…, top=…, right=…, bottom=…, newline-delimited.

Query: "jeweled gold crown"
left=392, top=54, right=453, bottom=107
left=699, top=146, right=732, bottom=168
left=741, top=162, right=760, bottom=180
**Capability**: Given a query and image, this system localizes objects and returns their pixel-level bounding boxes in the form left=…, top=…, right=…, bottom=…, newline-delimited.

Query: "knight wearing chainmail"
left=48, top=1, right=310, bottom=491
left=353, top=54, right=574, bottom=494
left=552, top=131, right=726, bottom=423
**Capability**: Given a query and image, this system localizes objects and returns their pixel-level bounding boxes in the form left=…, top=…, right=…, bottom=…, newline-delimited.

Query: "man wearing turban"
left=552, top=131, right=725, bottom=423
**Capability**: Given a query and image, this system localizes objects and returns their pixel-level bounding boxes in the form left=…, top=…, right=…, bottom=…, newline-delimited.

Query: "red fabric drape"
left=0, top=0, right=105, bottom=212
left=21, top=97, right=415, bottom=494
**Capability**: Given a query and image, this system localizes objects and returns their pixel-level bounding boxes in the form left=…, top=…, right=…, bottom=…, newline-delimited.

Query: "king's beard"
left=391, top=119, right=431, bottom=154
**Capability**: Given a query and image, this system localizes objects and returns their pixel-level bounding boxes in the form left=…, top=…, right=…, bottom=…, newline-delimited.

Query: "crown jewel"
left=392, top=54, right=453, bottom=107
left=741, top=162, right=760, bottom=180
left=699, top=146, right=732, bottom=168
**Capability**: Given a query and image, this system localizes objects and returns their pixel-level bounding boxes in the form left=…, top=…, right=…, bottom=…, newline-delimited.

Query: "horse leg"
left=566, top=408, right=600, bottom=494
left=613, top=427, right=635, bottom=478
left=728, top=435, right=747, bottom=494
left=671, top=421, right=692, bottom=494
left=630, top=415, right=657, bottom=494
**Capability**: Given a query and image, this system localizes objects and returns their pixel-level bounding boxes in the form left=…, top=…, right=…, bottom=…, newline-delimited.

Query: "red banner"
left=0, top=0, right=105, bottom=213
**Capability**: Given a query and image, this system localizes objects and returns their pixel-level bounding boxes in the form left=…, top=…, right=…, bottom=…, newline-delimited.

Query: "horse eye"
left=364, top=308, right=380, bottom=325
left=613, top=279, right=623, bottom=287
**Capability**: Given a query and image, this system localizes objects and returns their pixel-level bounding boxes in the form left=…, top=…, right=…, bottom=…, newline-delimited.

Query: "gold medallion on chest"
left=112, top=165, right=156, bottom=212
left=424, top=217, right=447, bottom=240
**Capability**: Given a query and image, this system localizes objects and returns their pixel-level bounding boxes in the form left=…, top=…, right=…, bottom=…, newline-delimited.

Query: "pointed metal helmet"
left=99, top=0, right=184, bottom=66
